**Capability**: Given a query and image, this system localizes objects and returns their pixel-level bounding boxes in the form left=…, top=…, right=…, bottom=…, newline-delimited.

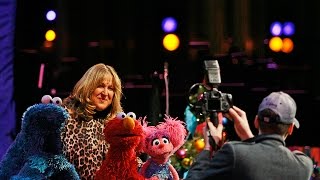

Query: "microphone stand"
left=164, top=62, right=169, bottom=115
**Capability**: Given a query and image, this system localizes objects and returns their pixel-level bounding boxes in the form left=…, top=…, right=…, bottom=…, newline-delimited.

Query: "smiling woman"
left=60, top=63, right=123, bottom=180
left=91, top=76, right=115, bottom=111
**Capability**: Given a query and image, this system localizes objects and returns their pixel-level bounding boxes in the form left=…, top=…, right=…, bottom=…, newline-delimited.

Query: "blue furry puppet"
left=0, top=95, right=80, bottom=180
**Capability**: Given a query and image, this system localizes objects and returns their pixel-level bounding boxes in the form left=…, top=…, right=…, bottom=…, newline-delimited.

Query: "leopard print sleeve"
left=61, top=117, right=107, bottom=180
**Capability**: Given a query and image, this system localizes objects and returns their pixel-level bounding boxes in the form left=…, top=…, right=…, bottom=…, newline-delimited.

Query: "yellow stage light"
left=269, top=37, right=283, bottom=52
left=162, top=33, right=180, bottom=51
left=45, top=30, right=56, bottom=41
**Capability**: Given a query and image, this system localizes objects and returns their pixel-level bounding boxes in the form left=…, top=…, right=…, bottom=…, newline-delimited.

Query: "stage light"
left=161, top=17, right=177, bottom=33
left=161, top=16, right=180, bottom=51
left=269, top=36, right=283, bottom=52
left=46, top=10, right=56, bottom=21
left=281, top=38, right=294, bottom=53
left=162, top=33, right=180, bottom=51
left=51, top=88, right=57, bottom=95
left=270, top=21, right=282, bottom=36
left=283, top=22, right=295, bottom=36
left=45, top=29, right=56, bottom=41
left=268, top=21, right=295, bottom=54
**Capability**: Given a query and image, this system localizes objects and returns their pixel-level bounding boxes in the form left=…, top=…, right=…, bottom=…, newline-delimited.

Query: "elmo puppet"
left=95, top=112, right=157, bottom=180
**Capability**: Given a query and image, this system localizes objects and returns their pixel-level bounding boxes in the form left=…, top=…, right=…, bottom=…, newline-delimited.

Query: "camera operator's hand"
left=226, top=106, right=254, bottom=141
left=203, top=113, right=224, bottom=150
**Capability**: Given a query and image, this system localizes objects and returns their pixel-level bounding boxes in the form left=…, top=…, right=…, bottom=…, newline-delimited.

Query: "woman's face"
left=90, top=75, right=115, bottom=111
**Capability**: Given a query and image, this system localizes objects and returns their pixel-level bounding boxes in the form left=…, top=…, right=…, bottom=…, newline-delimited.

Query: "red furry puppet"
left=140, top=115, right=187, bottom=180
left=95, top=112, right=157, bottom=180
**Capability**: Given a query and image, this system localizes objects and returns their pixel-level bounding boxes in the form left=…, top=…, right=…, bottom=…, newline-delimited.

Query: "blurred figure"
left=312, top=166, right=320, bottom=180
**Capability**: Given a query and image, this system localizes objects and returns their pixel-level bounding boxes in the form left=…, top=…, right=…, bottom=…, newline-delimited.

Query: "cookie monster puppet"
left=0, top=95, right=80, bottom=180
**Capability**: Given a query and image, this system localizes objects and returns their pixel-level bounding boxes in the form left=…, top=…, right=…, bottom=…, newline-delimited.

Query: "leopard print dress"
left=61, top=117, right=108, bottom=180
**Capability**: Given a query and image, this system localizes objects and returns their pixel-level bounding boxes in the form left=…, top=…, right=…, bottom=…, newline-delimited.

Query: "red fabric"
left=95, top=117, right=145, bottom=180
left=195, top=113, right=223, bottom=136
left=195, top=122, right=206, bottom=136
left=288, top=146, right=320, bottom=164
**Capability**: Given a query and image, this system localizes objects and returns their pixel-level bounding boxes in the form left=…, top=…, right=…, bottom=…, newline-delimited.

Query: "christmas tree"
left=170, top=105, right=207, bottom=177
left=170, top=105, right=232, bottom=178
left=170, top=130, right=205, bottom=177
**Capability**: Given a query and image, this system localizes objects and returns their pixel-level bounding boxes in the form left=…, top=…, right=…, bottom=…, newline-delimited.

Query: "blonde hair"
left=63, top=63, right=123, bottom=120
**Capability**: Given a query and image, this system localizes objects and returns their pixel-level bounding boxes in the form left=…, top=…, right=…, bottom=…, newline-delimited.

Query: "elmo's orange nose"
left=123, top=117, right=135, bottom=130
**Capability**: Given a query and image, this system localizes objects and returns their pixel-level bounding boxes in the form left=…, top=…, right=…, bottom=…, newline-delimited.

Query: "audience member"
left=186, top=91, right=313, bottom=180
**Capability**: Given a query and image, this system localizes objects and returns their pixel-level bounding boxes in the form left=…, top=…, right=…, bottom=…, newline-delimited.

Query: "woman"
left=61, top=63, right=123, bottom=180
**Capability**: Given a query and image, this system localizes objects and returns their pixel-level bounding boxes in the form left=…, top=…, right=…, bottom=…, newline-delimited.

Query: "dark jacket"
left=186, top=134, right=313, bottom=180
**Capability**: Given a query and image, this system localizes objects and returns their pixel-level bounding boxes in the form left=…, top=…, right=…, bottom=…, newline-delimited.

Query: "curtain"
left=0, top=0, right=16, bottom=159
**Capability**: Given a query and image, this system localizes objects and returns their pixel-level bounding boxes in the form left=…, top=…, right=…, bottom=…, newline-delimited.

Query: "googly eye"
left=126, top=112, right=136, bottom=120
left=162, top=137, right=169, bottom=144
left=152, top=139, right=161, bottom=146
left=41, top=95, right=53, bottom=104
left=52, top=97, right=62, bottom=105
left=116, top=112, right=126, bottom=120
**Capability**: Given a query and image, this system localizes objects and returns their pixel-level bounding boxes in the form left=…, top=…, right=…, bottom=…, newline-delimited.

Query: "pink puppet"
left=140, top=115, right=187, bottom=180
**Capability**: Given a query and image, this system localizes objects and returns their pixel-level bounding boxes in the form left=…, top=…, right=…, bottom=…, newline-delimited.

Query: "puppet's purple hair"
left=142, top=115, right=187, bottom=153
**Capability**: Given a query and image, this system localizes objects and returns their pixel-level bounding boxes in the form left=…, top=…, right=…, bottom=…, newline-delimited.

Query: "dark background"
left=13, top=0, right=320, bottom=146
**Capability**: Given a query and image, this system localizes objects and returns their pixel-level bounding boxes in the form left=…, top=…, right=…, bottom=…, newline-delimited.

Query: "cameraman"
left=185, top=91, right=313, bottom=180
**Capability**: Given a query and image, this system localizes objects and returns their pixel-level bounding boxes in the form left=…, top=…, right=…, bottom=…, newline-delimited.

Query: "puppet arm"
left=168, top=164, right=179, bottom=180
left=139, top=159, right=151, bottom=177
left=138, top=159, right=160, bottom=180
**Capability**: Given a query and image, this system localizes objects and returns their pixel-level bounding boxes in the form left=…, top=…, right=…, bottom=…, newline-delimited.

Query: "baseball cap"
left=258, top=91, right=300, bottom=128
